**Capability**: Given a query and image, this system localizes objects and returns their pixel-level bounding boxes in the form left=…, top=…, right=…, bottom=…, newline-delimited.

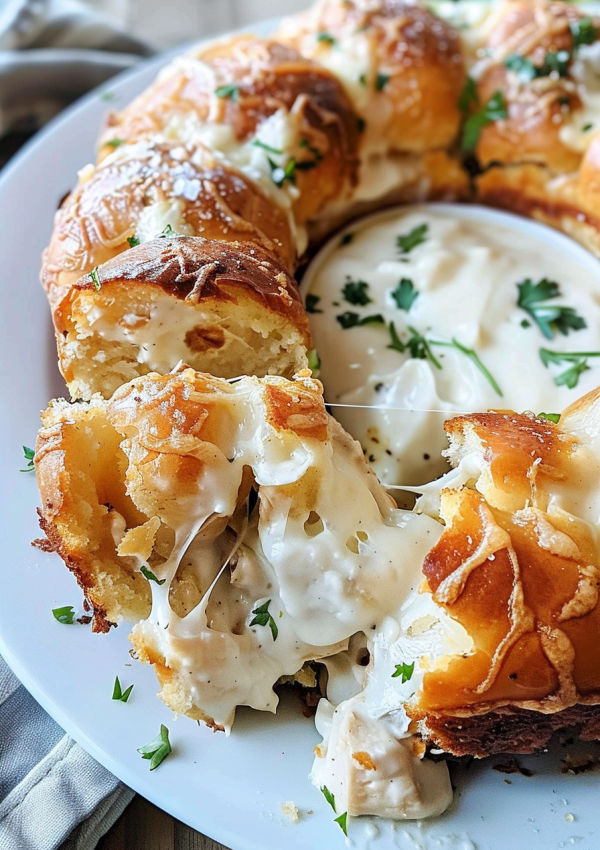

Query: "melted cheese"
left=311, top=591, right=468, bottom=820
left=162, top=109, right=307, bottom=254
left=114, top=374, right=442, bottom=733
left=559, top=42, right=600, bottom=152
left=303, top=204, right=600, bottom=485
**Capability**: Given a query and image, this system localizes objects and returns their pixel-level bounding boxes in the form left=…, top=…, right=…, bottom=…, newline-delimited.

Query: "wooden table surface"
left=98, top=796, right=231, bottom=850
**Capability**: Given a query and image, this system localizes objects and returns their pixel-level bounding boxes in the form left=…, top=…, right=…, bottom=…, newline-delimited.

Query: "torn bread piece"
left=405, top=398, right=600, bottom=755
left=36, top=369, right=440, bottom=733
left=52, top=236, right=311, bottom=400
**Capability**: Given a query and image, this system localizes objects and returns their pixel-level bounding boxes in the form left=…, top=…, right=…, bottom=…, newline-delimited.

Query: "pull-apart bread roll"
left=407, top=396, right=600, bottom=755
left=472, top=0, right=600, bottom=255
left=53, top=237, right=311, bottom=400
left=41, top=139, right=296, bottom=313
left=278, top=0, right=469, bottom=215
left=35, top=369, right=438, bottom=732
left=99, top=35, right=359, bottom=245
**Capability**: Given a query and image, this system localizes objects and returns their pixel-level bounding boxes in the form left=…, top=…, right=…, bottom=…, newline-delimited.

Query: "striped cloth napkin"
left=0, top=2, right=149, bottom=848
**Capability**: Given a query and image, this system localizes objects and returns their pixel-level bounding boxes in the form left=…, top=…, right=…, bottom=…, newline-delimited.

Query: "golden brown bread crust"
left=99, top=35, right=359, bottom=227
left=279, top=0, right=466, bottom=154
left=476, top=162, right=600, bottom=258
left=59, top=236, right=309, bottom=334
left=53, top=237, right=312, bottom=399
left=473, top=1, right=600, bottom=172
left=408, top=411, right=600, bottom=755
left=41, top=140, right=296, bottom=312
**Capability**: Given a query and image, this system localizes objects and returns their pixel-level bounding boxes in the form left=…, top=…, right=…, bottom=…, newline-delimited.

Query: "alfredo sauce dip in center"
left=303, top=204, right=600, bottom=485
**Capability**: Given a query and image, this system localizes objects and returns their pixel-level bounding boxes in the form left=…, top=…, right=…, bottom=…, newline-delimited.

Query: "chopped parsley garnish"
left=396, top=223, right=428, bottom=254
left=127, top=235, right=140, bottom=248
left=376, top=73, right=390, bottom=91
left=386, top=323, right=441, bottom=367
left=457, top=76, right=479, bottom=113
left=112, top=676, right=134, bottom=703
left=359, top=73, right=367, bottom=86
left=461, top=90, right=507, bottom=151
left=105, top=138, right=123, bottom=148
left=159, top=223, right=176, bottom=238
left=252, top=139, right=283, bottom=155
left=334, top=812, right=348, bottom=836
left=517, top=278, right=586, bottom=340
left=583, top=123, right=594, bottom=132
left=20, top=445, right=35, bottom=472
left=306, top=294, right=322, bottom=313
left=137, top=724, right=171, bottom=770
left=340, top=232, right=354, bottom=246
left=392, top=661, right=415, bottom=683
left=249, top=599, right=278, bottom=640
left=215, top=83, right=239, bottom=101
left=430, top=338, right=503, bottom=396
left=140, top=565, right=166, bottom=586
left=542, top=50, right=571, bottom=77
left=504, top=54, right=537, bottom=82
left=570, top=17, right=597, bottom=50
left=298, top=137, right=323, bottom=166
left=405, top=327, right=442, bottom=368
left=52, top=606, right=75, bottom=624
left=538, top=412, right=560, bottom=423
left=337, top=312, right=385, bottom=329
left=505, top=50, right=570, bottom=81
left=357, top=117, right=366, bottom=133
left=391, top=278, right=418, bottom=311
left=307, top=349, right=321, bottom=376
left=539, top=348, right=600, bottom=389
left=268, top=157, right=297, bottom=188
left=321, top=786, right=336, bottom=812
left=316, top=32, right=337, bottom=45
left=387, top=321, right=405, bottom=354
left=342, top=277, right=372, bottom=306
left=90, top=267, right=101, bottom=291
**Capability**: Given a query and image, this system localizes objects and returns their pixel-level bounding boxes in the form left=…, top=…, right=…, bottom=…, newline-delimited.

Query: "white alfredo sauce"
left=303, top=204, right=600, bottom=485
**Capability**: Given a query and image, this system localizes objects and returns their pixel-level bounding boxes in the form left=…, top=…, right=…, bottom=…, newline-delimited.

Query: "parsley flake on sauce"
left=252, top=139, right=283, bottom=155
left=461, top=90, right=508, bottom=151
left=250, top=599, right=278, bottom=640
left=391, top=278, right=418, bottom=311
left=505, top=50, right=570, bottom=81
left=305, top=294, right=323, bottom=313
left=539, top=348, right=600, bottom=389
left=104, top=138, right=123, bottom=148
left=127, top=235, right=140, bottom=248
left=517, top=278, right=586, bottom=340
left=141, top=565, right=166, bottom=586
left=112, top=676, right=134, bottom=703
left=376, top=73, right=390, bottom=91
left=430, top=339, right=503, bottom=396
left=337, top=312, right=385, bottom=329
left=52, top=606, right=75, bottom=625
left=396, top=223, right=428, bottom=255
left=307, top=349, right=321, bottom=376
left=20, top=445, right=35, bottom=472
left=342, top=277, right=372, bottom=306
left=392, top=661, right=415, bottom=683
left=538, top=412, right=561, bottom=424
left=137, top=724, right=171, bottom=770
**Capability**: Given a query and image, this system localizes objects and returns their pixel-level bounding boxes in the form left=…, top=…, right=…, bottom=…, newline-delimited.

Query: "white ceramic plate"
left=0, top=42, right=599, bottom=850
